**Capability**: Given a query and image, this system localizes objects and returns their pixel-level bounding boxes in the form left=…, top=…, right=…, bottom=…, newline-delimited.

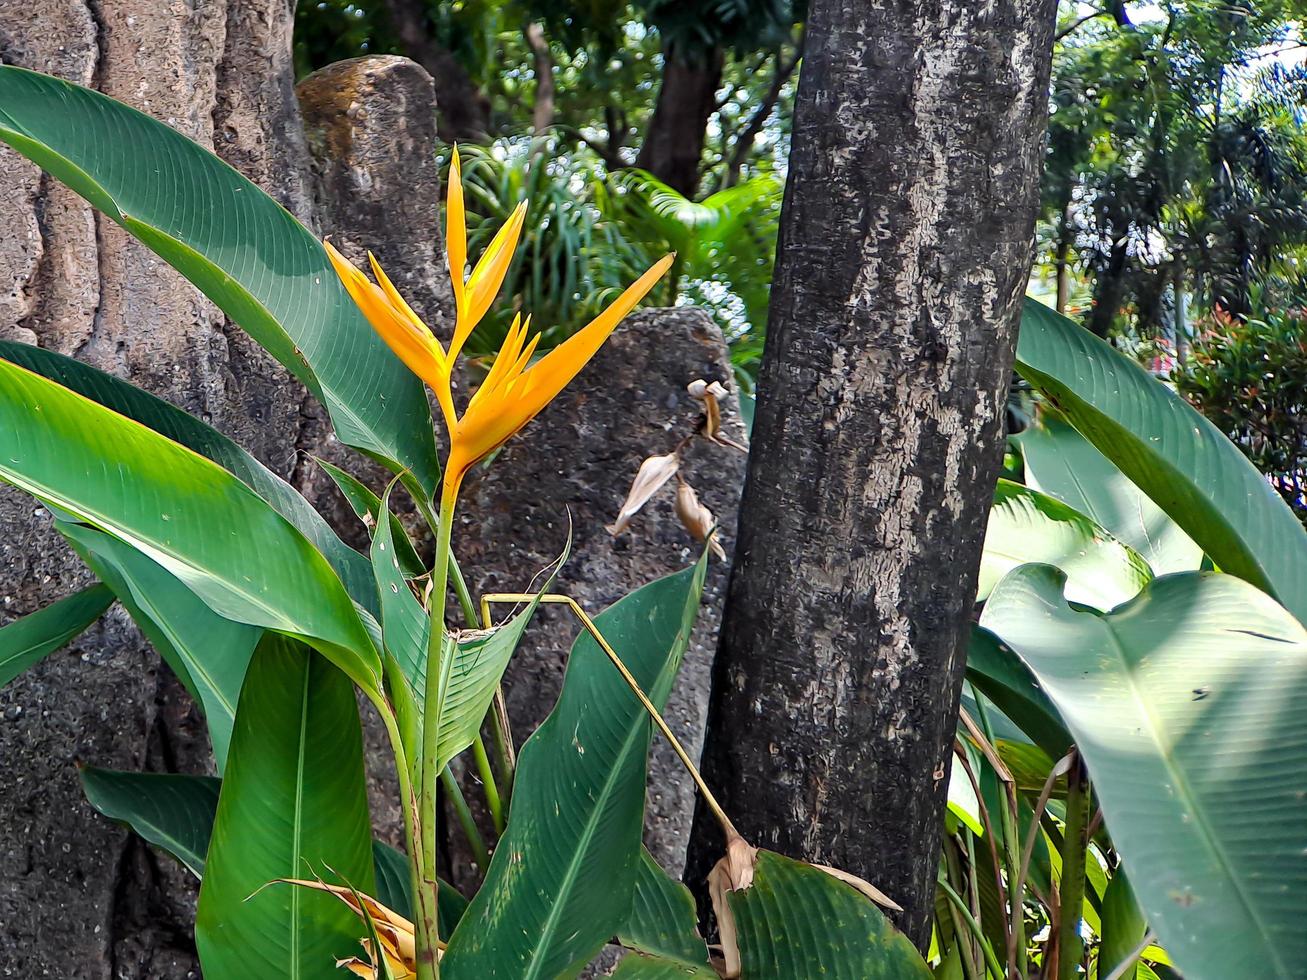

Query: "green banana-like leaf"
left=443, top=553, right=709, bottom=979
left=619, top=849, right=712, bottom=967
left=196, top=636, right=376, bottom=979
left=0, top=66, right=439, bottom=494
left=429, top=540, right=568, bottom=775
left=723, top=850, right=932, bottom=978
left=965, top=625, right=1072, bottom=759
left=981, top=564, right=1307, bottom=979
left=1016, top=299, right=1307, bottom=620
left=370, top=482, right=430, bottom=697
left=1014, top=411, right=1200, bottom=577
left=318, top=458, right=425, bottom=579
left=78, top=765, right=463, bottom=932
left=0, top=582, right=112, bottom=687
left=981, top=479, right=1153, bottom=609
left=0, top=358, right=381, bottom=694
left=62, top=521, right=261, bottom=771
left=368, top=481, right=563, bottom=774
left=1099, top=871, right=1148, bottom=980
left=0, top=341, right=377, bottom=612
left=609, top=955, right=717, bottom=978
left=80, top=767, right=220, bottom=878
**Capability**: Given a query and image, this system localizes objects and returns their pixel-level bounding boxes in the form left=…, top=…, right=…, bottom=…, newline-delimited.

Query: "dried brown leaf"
left=606, top=452, right=680, bottom=535
left=675, top=481, right=726, bottom=559
left=706, top=833, right=759, bottom=979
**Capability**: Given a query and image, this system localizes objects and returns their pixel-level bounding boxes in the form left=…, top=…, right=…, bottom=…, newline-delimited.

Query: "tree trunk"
left=1055, top=200, right=1074, bottom=313
left=0, top=2, right=313, bottom=976
left=524, top=22, right=555, bottom=136
left=1089, top=236, right=1129, bottom=337
left=686, top=0, right=1058, bottom=948
left=379, top=0, right=490, bottom=141
left=634, top=43, right=723, bottom=196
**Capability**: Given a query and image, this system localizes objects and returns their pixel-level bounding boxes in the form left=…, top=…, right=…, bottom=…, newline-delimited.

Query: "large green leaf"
left=370, top=483, right=430, bottom=698
left=724, top=850, right=932, bottom=979
left=429, top=544, right=566, bottom=775
left=443, top=553, right=709, bottom=979
left=62, top=522, right=261, bottom=771
left=1099, top=871, right=1148, bottom=980
left=78, top=765, right=462, bottom=931
left=80, top=767, right=220, bottom=878
left=0, top=358, right=381, bottom=693
left=0, top=583, right=112, bottom=687
left=318, top=458, right=424, bottom=579
left=369, top=482, right=561, bottom=774
left=0, top=341, right=376, bottom=612
left=1016, top=299, right=1307, bottom=620
left=981, top=564, right=1307, bottom=979
left=619, top=849, right=712, bottom=967
left=1014, top=412, right=1200, bottom=577
left=609, top=955, right=717, bottom=978
left=965, top=625, right=1072, bottom=760
left=196, top=636, right=376, bottom=979
left=0, top=66, right=440, bottom=494
left=981, top=479, right=1153, bottom=609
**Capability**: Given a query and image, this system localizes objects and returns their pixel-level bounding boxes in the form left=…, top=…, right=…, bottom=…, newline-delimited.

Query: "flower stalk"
left=325, top=147, right=671, bottom=977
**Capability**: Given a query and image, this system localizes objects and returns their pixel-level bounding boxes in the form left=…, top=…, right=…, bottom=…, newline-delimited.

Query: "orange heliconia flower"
left=325, top=147, right=672, bottom=508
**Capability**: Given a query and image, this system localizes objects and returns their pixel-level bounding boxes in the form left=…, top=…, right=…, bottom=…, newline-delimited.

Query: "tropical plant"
left=453, top=142, right=782, bottom=387
left=947, top=296, right=1307, bottom=980
left=1174, top=297, right=1307, bottom=524
left=598, top=168, right=782, bottom=386
left=0, top=66, right=929, bottom=979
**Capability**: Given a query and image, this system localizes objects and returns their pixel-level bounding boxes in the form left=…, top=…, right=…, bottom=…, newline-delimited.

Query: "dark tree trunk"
left=1089, top=237, right=1130, bottom=337
left=634, top=43, right=723, bottom=196
left=686, top=0, right=1058, bottom=949
left=379, top=0, right=490, bottom=141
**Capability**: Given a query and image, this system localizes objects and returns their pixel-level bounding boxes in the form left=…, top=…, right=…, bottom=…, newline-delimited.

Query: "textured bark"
left=0, top=2, right=312, bottom=976
left=634, top=44, right=723, bottom=197
left=451, top=308, right=748, bottom=889
left=686, top=0, right=1059, bottom=947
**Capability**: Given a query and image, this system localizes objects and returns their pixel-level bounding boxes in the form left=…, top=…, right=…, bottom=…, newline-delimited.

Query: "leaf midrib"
left=290, top=660, right=311, bottom=978
left=520, top=611, right=693, bottom=980
left=0, top=623, right=85, bottom=671
left=1082, top=616, right=1289, bottom=978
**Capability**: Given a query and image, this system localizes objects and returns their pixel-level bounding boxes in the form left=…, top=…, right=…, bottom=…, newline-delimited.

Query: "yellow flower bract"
left=325, top=147, right=673, bottom=508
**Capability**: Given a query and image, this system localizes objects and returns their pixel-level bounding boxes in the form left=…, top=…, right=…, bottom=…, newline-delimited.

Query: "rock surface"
left=297, top=54, right=455, bottom=852
left=455, top=307, right=748, bottom=887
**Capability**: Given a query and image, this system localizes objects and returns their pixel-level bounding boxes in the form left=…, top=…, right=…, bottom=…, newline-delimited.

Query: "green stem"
left=1000, top=785, right=1026, bottom=976
left=944, top=840, right=981, bottom=980
left=417, top=495, right=455, bottom=980
left=370, top=693, right=426, bottom=972
left=488, top=693, right=515, bottom=806
left=1057, top=757, right=1091, bottom=980
left=405, top=477, right=477, bottom=627
left=938, top=875, right=1007, bottom=980
left=471, top=734, right=504, bottom=834
left=441, top=765, right=491, bottom=869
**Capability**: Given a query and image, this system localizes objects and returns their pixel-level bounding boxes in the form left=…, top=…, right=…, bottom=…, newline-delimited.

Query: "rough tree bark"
left=686, top=0, right=1059, bottom=947
left=634, top=43, right=723, bottom=197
